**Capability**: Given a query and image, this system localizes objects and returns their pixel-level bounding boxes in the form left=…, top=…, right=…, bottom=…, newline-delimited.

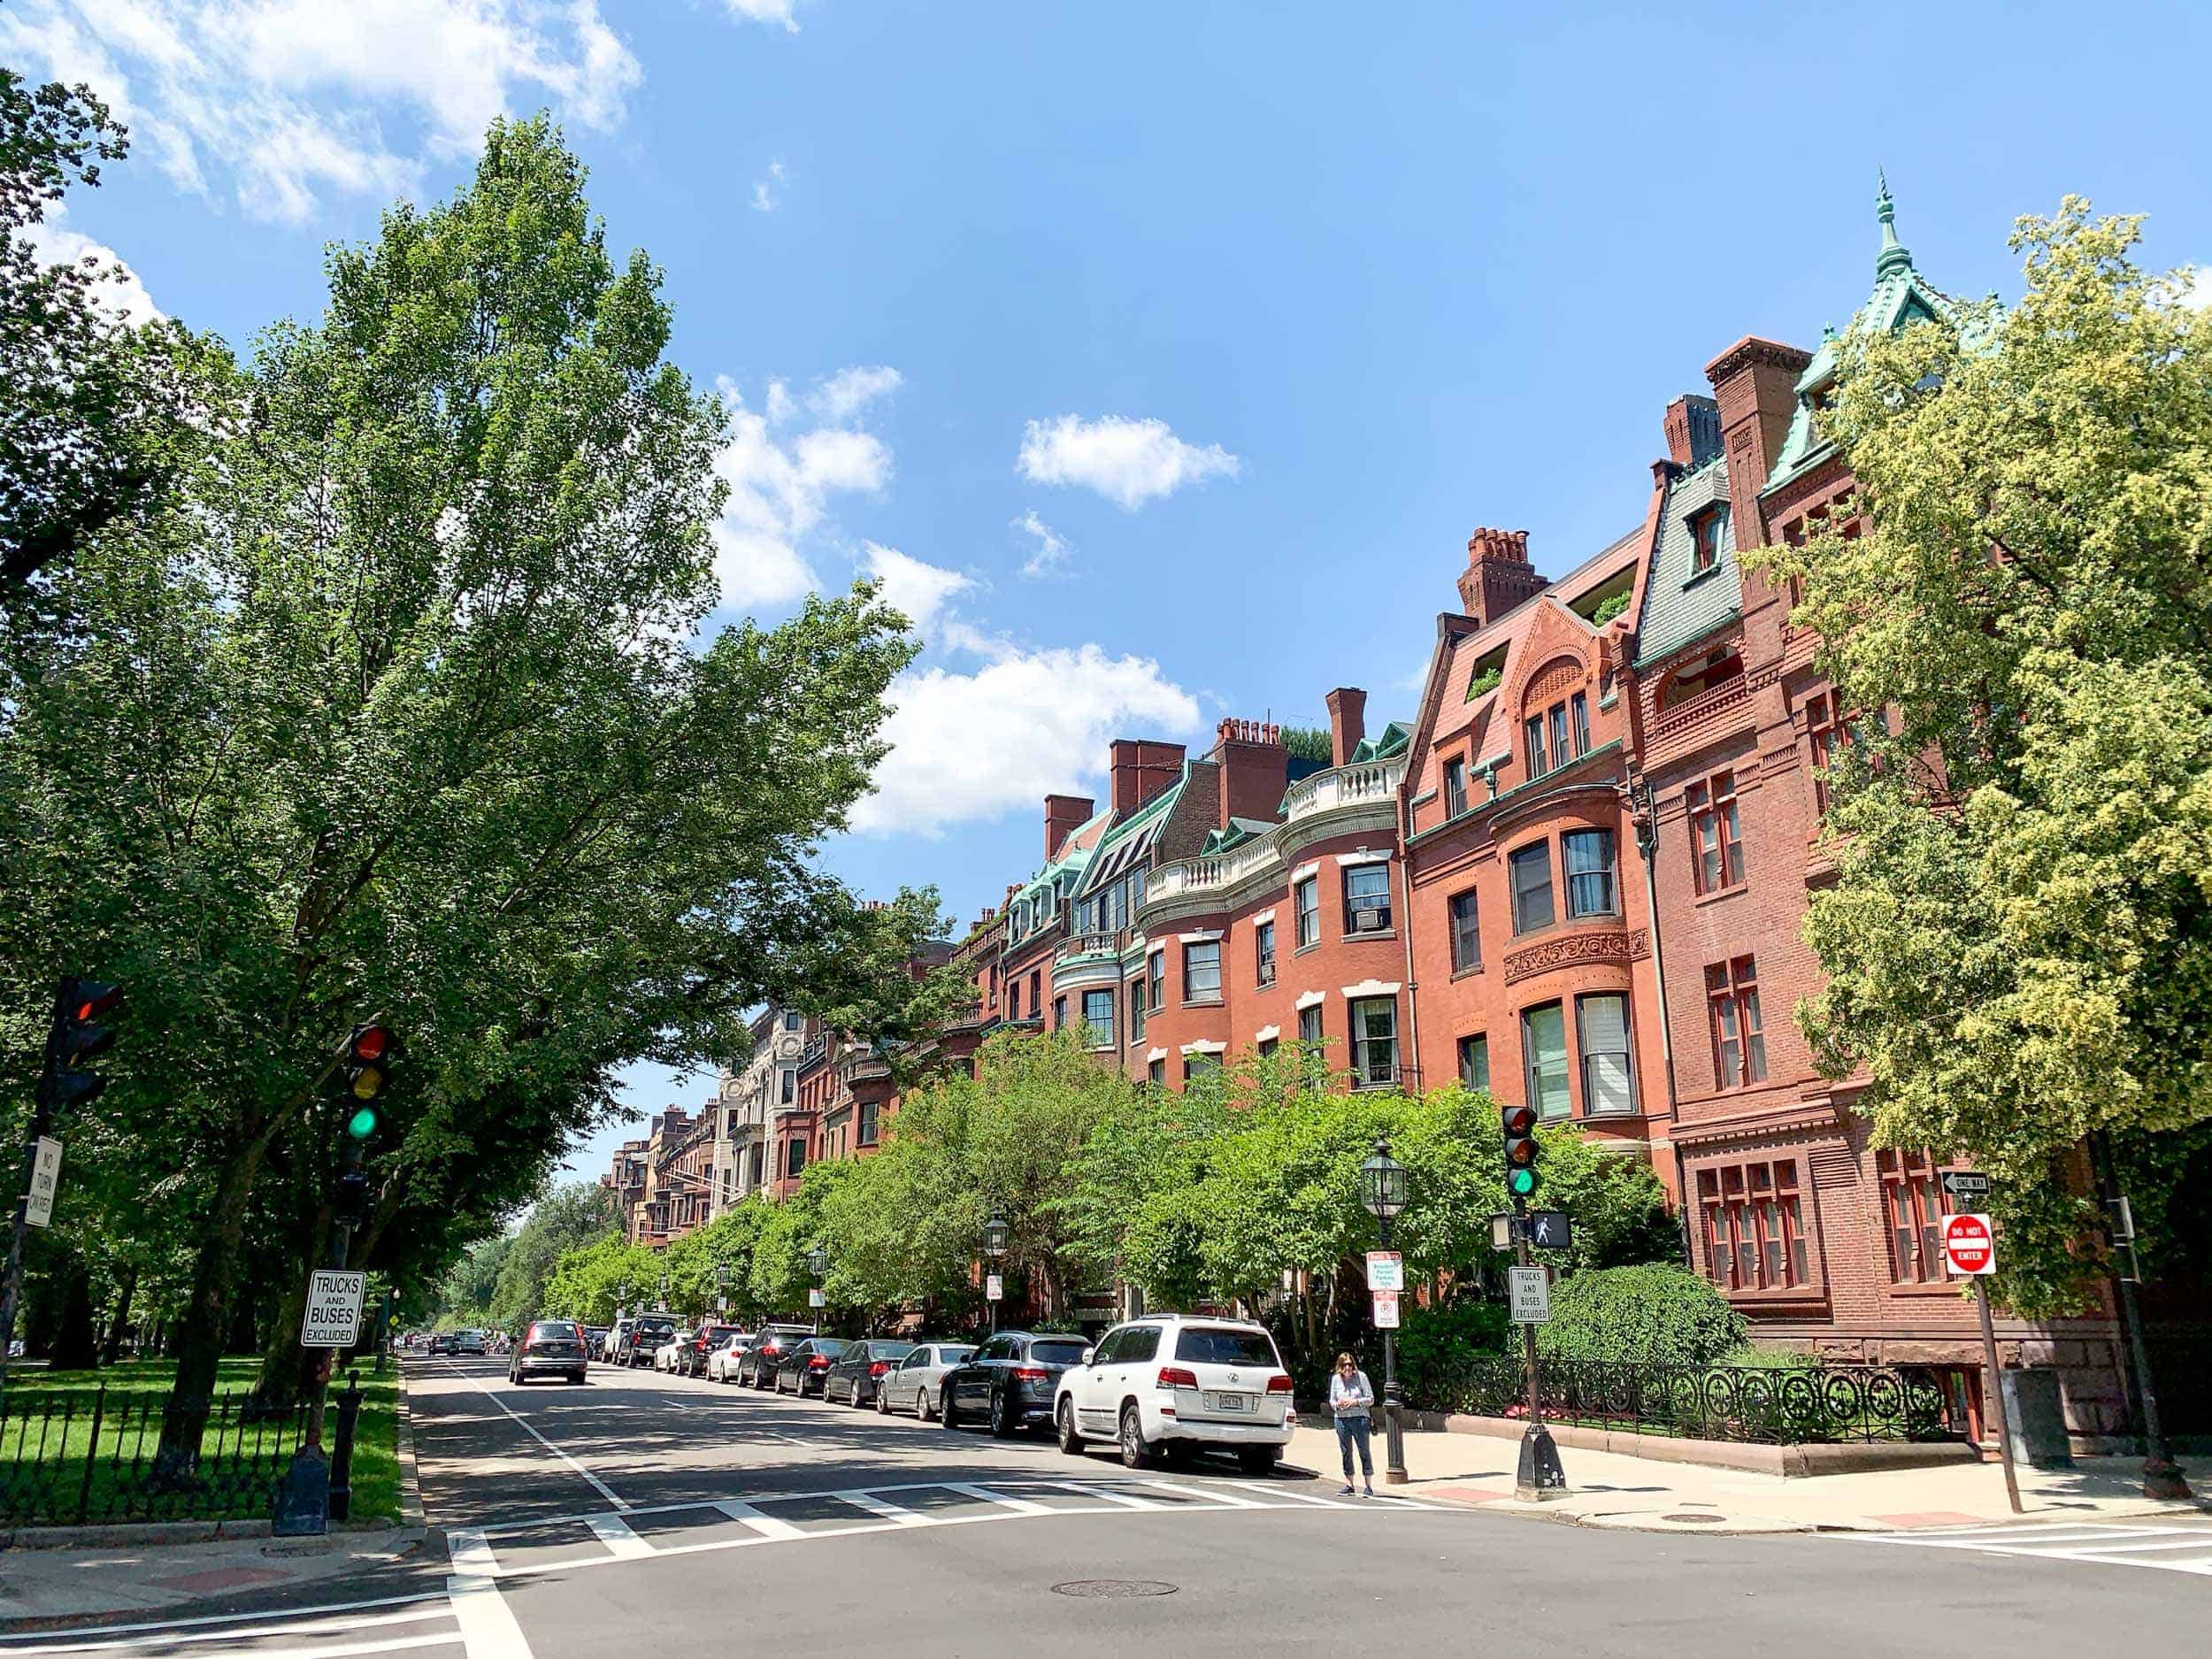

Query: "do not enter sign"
left=1943, top=1213, right=1997, bottom=1277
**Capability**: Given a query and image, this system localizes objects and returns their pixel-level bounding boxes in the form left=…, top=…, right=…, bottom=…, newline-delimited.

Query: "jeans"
left=1334, top=1413, right=1373, bottom=1480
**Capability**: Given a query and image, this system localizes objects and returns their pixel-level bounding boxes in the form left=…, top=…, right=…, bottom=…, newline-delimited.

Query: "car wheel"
left=1237, top=1447, right=1279, bottom=1476
left=1056, top=1399, right=1086, bottom=1455
left=917, top=1384, right=933, bottom=1421
left=940, top=1386, right=959, bottom=1428
left=989, top=1387, right=1017, bottom=1440
left=1118, top=1403, right=1152, bottom=1471
left=876, top=1384, right=890, bottom=1416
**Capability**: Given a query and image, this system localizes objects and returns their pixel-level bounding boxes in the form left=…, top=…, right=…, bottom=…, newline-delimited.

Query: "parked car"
left=705, top=1330, right=757, bottom=1383
left=621, top=1316, right=677, bottom=1367
left=681, top=1325, right=742, bottom=1379
left=454, top=1329, right=488, bottom=1357
left=824, top=1339, right=917, bottom=1407
left=509, top=1318, right=590, bottom=1386
left=772, top=1336, right=849, bottom=1397
left=1054, top=1314, right=1294, bottom=1473
left=583, top=1326, right=609, bottom=1360
left=940, top=1331, right=1090, bottom=1437
left=654, top=1330, right=692, bottom=1372
left=599, top=1320, right=634, bottom=1363
left=876, top=1342, right=976, bottom=1419
left=427, top=1332, right=457, bottom=1356
left=738, top=1325, right=816, bottom=1388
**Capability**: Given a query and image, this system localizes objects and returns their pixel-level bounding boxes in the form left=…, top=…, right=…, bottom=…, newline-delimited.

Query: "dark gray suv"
left=939, top=1331, right=1091, bottom=1437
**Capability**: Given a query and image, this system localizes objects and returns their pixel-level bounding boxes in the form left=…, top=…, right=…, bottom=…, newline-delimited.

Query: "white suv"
left=1054, top=1314, right=1294, bottom=1474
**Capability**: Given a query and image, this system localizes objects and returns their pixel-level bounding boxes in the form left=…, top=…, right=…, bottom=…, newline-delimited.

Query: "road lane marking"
left=0, top=1607, right=456, bottom=1655
left=1853, top=1518, right=2212, bottom=1576
left=587, top=1510, right=656, bottom=1558
left=943, top=1482, right=1057, bottom=1515
left=447, top=1574, right=534, bottom=1659
left=0, top=1597, right=453, bottom=1652
left=1040, top=1480, right=1164, bottom=1509
left=835, top=1490, right=932, bottom=1525
left=437, top=1362, right=629, bottom=1510
left=715, top=1498, right=807, bottom=1539
left=1141, top=1478, right=1270, bottom=1508
left=447, top=1528, right=500, bottom=1578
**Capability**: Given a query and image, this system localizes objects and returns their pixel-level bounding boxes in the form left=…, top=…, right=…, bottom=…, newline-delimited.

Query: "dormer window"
left=1689, top=505, right=1726, bottom=576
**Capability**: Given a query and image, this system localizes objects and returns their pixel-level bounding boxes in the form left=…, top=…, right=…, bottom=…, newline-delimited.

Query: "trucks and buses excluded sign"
left=1943, top=1213, right=1997, bottom=1277
left=299, top=1269, right=367, bottom=1348
left=1508, top=1265, right=1552, bottom=1325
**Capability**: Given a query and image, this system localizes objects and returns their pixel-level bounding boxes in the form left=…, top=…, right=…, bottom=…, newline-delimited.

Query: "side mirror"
left=1079, top=1347, right=1095, bottom=1366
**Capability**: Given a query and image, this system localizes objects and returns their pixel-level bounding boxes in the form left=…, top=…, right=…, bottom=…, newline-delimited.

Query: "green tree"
left=1751, top=201, right=2212, bottom=1312
left=663, top=1200, right=774, bottom=1323
left=0, top=116, right=939, bottom=1468
left=488, top=1182, right=623, bottom=1329
left=540, top=1233, right=661, bottom=1326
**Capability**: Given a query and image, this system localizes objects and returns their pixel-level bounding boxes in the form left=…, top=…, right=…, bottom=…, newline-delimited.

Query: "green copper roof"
left=1632, top=457, right=1740, bottom=669
left=1351, top=720, right=1411, bottom=763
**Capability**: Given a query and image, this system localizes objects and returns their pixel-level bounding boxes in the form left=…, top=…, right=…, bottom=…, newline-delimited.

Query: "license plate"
left=1205, top=1391, right=1250, bottom=1412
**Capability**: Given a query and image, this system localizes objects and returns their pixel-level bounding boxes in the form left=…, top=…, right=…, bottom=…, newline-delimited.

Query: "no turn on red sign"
left=1943, top=1213, right=1997, bottom=1277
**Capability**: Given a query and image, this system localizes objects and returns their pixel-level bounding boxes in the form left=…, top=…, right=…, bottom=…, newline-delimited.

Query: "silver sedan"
left=875, top=1341, right=979, bottom=1419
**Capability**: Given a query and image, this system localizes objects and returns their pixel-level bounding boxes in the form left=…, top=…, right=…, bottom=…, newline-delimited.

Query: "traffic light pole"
left=2089, top=1133, right=2191, bottom=1501
left=0, top=1030, right=58, bottom=1395
left=1511, top=1192, right=1568, bottom=1501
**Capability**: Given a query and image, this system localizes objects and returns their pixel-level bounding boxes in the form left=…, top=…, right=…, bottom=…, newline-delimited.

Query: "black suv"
left=622, top=1316, right=676, bottom=1367
left=940, top=1331, right=1091, bottom=1437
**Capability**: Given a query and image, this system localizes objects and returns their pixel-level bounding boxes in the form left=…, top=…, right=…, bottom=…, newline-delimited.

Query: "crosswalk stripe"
left=447, top=1529, right=501, bottom=1578
left=0, top=1596, right=453, bottom=1652
left=715, top=1498, right=807, bottom=1539
left=0, top=1606, right=455, bottom=1655
left=447, top=1574, right=535, bottom=1659
left=1137, top=1478, right=1271, bottom=1509
left=944, top=1481, right=1056, bottom=1515
left=1039, top=1480, right=1164, bottom=1509
left=1225, top=1479, right=1356, bottom=1508
left=587, top=1511, right=656, bottom=1558
left=2056, top=1537, right=2212, bottom=1556
left=835, top=1490, right=932, bottom=1525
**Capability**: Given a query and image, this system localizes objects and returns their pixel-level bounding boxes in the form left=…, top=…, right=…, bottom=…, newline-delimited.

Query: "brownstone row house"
left=599, top=188, right=2173, bottom=1446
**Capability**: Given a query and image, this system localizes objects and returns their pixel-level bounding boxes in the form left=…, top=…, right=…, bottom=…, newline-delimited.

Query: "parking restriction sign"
left=1943, top=1213, right=1996, bottom=1277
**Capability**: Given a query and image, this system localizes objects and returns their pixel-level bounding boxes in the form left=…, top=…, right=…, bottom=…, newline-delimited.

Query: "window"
left=1525, top=695, right=1588, bottom=781
left=1690, top=504, right=1725, bottom=575
left=1148, top=1057, right=1165, bottom=1087
left=1028, top=971, right=1041, bottom=1018
left=1053, top=994, right=1067, bottom=1031
left=1521, top=1001, right=1571, bottom=1118
left=1298, top=1002, right=1323, bottom=1045
left=1877, top=1150, right=1954, bottom=1284
left=785, top=1139, right=805, bottom=1179
left=1804, top=691, right=1845, bottom=813
left=1128, top=977, right=1147, bottom=1044
left=857, top=1099, right=880, bottom=1146
left=1343, top=862, right=1391, bottom=933
left=1256, top=1036, right=1279, bottom=1059
left=1576, top=993, right=1634, bottom=1116
left=1570, top=691, right=1589, bottom=758
left=783, top=1011, right=803, bottom=1032
left=1563, top=828, right=1617, bottom=918
left=1294, top=876, right=1320, bottom=949
left=1184, top=1051, right=1221, bottom=1082
left=1457, top=1033, right=1490, bottom=1091
left=1548, top=703, right=1570, bottom=772
left=1443, top=757, right=1469, bottom=818
left=1686, top=770, right=1744, bottom=895
left=1255, top=919, right=1277, bottom=986
left=1448, top=889, right=1481, bottom=972
left=1524, top=713, right=1547, bottom=780
left=1706, top=956, right=1767, bottom=1088
left=1509, top=841, right=1555, bottom=933
left=1348, top=997, right=1398, bottom=1088
left=1184, top=940, right=1222, bottom=1002
left=1083, top=987, right=1116, bottom=1049
left=1697, top=1160, right=1809, bottom=1292
left=1005, top=977, right=1019, bottom=1021
left=1119, top=1325, right=1161, bottom=1363
left=749, top=1142, right=764, bottom=1187
left=1147, top=952, right=1165, bottom=1013
left=779, top=1067, right=795, bottom=1105
left=1129, top=864, right=1147, bottom=912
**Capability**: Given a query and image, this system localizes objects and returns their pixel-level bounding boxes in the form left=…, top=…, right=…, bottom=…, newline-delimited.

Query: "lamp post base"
left=2142, top=1455, right=2193, bottom=1502
left=1514, top=1424, right=1571, bottom=1502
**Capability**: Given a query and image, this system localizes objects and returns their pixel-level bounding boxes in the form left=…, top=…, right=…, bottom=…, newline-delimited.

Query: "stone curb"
left=396, top=1361, right=425, bottom=1529
left=0, top=1517, right=398, bottom=1552
left=1408, top=1411, right=1981, bottom=1479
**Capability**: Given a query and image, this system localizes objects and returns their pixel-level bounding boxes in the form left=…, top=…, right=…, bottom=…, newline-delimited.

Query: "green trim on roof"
left=1352, top=720, right=1411, bottom=763
left=1090, top=763, right=1187, bottom=856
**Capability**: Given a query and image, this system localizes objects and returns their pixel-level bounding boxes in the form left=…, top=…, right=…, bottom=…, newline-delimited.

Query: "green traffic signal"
left=1507, top=1165, right=1538, bottom=1198
left=347, top=1104, right=380, bottom=1140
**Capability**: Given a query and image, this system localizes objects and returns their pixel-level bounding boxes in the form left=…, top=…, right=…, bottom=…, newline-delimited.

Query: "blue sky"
left=10, top=1, right=2208, bottom=1187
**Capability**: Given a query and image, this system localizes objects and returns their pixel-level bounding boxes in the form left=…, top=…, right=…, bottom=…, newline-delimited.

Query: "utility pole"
left=1502, top=1103, right=1566, bottom=1500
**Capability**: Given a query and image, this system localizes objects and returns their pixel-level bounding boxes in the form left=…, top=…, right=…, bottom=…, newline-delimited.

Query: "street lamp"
left=982, top=1212, right=1009, bottom=1334
left=714, top=1262, right=731, bottom=1316
left=1358, top=1136, right=1410, bottom=1486
left=806, top=1247, right=829, bottom=1333
left=658, top=1274, right=670, bottom=1311
left=617, top=1279, right=631, bottom=1320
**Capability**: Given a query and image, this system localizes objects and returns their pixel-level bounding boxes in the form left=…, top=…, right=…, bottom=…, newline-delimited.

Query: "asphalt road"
left=4, top=1354, right=2208, bottom=1659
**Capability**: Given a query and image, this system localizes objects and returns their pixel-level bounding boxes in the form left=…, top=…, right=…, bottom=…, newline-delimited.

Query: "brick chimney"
left=1663, top=394, right=1724, bottom=468
left=1455, top=528, right=1548, bottom=626
left=1210, top=718, right=1289, bottom=828
left=1703, top=337, right=1812, bottom=526
left=1324, top=687, right=1367, bottom=768
left=1108, top=740, right=1186, bottom=815
left=1043, top=793, right=1095, bottom=860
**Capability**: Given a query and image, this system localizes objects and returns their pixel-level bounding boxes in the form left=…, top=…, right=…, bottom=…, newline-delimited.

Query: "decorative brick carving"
left=1501, top=927, right=1648, bottom=985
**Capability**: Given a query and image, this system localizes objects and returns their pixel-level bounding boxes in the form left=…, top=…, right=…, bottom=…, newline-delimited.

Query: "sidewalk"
left=0, top=1525, right=428, bottom=1625
left=1286, top=1420, right=2209, bottom=1533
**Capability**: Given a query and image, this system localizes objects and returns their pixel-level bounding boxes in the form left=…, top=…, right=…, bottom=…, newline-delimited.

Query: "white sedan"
left=654, top=1333, right=689, bottom=1372
left=706, top=1332, right=756, bottom=1383
left=876, top=1341, right=979, bottom=1418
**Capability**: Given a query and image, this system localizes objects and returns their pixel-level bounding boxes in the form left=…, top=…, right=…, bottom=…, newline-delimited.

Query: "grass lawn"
left=0, top=1356, right=400, bottom=1527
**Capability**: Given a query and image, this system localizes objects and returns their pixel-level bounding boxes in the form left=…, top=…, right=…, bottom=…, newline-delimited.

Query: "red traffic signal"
left=348, top=1024, right=392, bottom=1066
left=44, top=977, right=123, bottom=1109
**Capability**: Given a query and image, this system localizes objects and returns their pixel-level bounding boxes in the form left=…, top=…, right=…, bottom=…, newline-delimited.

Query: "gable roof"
left=1632, top=456, right=1741, bottom=669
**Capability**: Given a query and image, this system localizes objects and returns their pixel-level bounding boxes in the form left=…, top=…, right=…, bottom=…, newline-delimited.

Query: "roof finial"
left=1876, top=166, right=1911, bottom=276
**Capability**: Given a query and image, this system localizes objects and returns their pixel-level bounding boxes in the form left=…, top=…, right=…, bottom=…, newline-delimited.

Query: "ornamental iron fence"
left=0, top=1385, right=324, bottom=1528
left=1415, top=1357, right=1974, bottom=1446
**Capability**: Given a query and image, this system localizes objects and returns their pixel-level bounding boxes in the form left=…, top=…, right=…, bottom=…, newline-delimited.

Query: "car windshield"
left=810, top=1339, right=849, bottom=1356
left=1173, top=1327, right=1279, bottom=1367
left=1030, top=1340, right=1088, bottom=1365
left=872, top=1342, right=916, bottom=1361
left=937, top=1346, right=975, bottom=1362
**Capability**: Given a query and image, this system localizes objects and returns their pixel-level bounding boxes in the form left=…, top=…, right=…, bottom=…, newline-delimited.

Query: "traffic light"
left=1502, top=1102, right=1540, bottom=1201
left=343, top=1023, right=395, bottom=1141
left=45, top=978, right=124, bottom=1110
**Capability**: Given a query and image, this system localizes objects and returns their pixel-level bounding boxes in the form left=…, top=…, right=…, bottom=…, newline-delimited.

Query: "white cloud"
left=853, top=644, right=1202, bottom=836
left=0, top=0, right=788, bottom=224
left=750, top=157, right=787, bottom=214
left=1013, top=510, right=1071, bottom=579
left=812, top=365, right=902, bottom=422
left=711, top=373, right=897, bottom=611
left=18, top=204, right=163, bottom=326
left=2178, top=266, right=2209, bottom=310
left=1016, top=413, right=1240, bottom=511
left=859, top=542, right=971, bottom=636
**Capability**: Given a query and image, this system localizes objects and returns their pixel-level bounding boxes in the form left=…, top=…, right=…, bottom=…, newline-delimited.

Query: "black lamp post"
left=617, top=1279, right=631, bottom=1320
left=1358, top=1136, right=1410, bottom=1485
left=714, top=1262, right=731, bottom=1317
left=807, top=1247, right=828, bottom=1333
left=982, top=1212, right=1009, bottom=1333
left=658, top=1274, right=670, bottom=1312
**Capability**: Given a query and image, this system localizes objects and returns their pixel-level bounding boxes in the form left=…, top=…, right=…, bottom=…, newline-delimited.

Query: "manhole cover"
left=1051, top=1579, right=1179, bottom=1599
left=1662, top=1512, right=1726, bottom=1525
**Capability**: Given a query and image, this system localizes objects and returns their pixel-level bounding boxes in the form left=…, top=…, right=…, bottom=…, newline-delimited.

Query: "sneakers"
left=1363, top=1484, right=1376, bottom=1498
left=1340, top=1483, right=1355, bottom=1496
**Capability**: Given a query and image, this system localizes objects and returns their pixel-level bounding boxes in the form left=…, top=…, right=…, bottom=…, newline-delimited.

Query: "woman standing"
left=1328, top=1350, right=1376, bottom=1497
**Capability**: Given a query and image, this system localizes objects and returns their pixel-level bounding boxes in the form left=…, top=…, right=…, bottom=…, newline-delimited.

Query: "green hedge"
left=1535, top=1264, right=1744, bottom=1367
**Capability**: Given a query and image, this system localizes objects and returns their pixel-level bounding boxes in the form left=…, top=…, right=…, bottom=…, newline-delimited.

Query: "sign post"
left=1944, top=1212, right=2022, bottom=1515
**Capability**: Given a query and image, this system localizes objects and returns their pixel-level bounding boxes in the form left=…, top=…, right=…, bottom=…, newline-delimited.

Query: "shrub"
left=1535, top=1264, right=1745, bottom=1367
left=1394, top=1297, right=1510, bottom=1402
